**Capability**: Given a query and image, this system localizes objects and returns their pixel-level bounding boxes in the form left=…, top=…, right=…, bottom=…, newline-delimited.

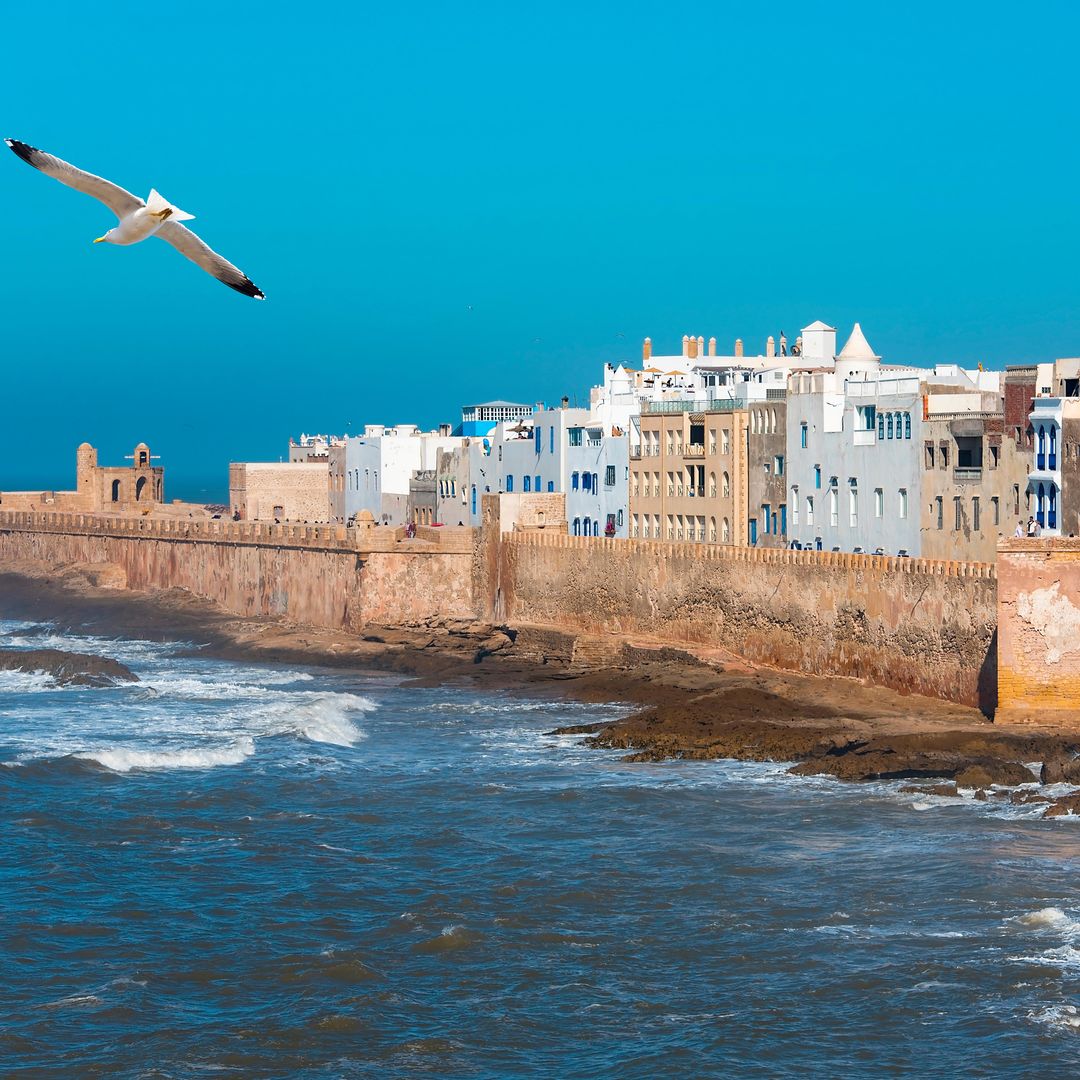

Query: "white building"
left=329, top=424, right=463, bottom=524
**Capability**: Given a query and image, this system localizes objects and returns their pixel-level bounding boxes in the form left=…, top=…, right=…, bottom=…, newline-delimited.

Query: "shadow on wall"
left=980, top=628, right=998, bottom=719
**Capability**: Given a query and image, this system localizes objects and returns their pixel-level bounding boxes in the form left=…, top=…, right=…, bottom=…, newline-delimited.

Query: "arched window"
left=523, top=476, right=531, bottom=492
left=592, top=473, right=599, bottom=492
left=573, top=518, right=581, bottom=536
left=111, top=479, right=121, bottom=502
left=904, top=412, right=911, bottom=439
left=583, top=517, right=591, bottom=536
left=722, top=517, right=730, bottom=542
left=572, top=472, right=579, bottom=490
left=709, top=472, right=717, bottom=498
left=709, top=516, right=716, bottom=542
left=1038, top=482, right=1046, bottom=526
left=1050, top=483, right=1058, bottom=529
left=135, top=476, right=147, bottom=501
left=1039, top=425, right=1046, bottom=453
left=593, top=519, right=600, bottom=537
left=1050, top=425, right=1058, bottom=466
left=878, top=412, right=885, bottom=440
left=722, top=471, right=730, bottom=498
left=886, top=413, right=894, bottom=440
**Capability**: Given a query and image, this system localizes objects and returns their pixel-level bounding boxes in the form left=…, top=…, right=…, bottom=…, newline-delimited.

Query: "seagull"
left=5, top=139, right=265, bottom=300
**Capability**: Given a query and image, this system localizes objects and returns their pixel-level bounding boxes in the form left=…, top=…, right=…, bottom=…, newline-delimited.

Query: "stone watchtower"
left=75, top=442, right=99, bottom=509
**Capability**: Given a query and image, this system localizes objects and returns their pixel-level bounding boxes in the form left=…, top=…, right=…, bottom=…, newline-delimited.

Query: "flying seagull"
left=5, top=139, right=265, bottom=300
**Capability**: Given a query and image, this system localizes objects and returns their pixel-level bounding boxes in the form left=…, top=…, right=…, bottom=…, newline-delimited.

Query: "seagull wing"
left=5, top=139, right=143, bottom=218
left=155, top=221, right=265, bottom=300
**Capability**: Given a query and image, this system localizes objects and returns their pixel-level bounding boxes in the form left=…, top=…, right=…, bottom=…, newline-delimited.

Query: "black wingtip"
left=6, top=139, right=39, bottom=166
left=226, top=277, right=266, bottom=300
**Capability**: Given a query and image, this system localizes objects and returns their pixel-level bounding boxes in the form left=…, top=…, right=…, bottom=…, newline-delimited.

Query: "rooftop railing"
left=642, top=398, right=738, bottom=415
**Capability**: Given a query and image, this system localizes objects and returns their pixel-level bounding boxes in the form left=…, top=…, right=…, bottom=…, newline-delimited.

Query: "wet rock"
left=899, top=783, right=959, bottom=797
left=973, top=789, right=988, bottom=801
left=1044, top=792, right=1080, bottom=818
left=955, top=761, right=1036, bottom=789
left=0, top=648, right=138, bottom=687
left=477, top=632, right=514, bottom=656
left=1040, top=756, right=1080, bottom=785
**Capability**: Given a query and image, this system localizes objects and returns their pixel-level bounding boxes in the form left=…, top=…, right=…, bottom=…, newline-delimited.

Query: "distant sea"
left=3, top=620, right=1080, bottom=1077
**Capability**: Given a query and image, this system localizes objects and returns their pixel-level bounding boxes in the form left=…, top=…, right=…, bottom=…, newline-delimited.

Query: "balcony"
left=684, top=444, right=706, bottom=457
left=953, top=467, right=983, bottom=483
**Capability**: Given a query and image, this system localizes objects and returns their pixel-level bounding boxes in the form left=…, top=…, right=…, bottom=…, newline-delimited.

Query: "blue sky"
left=3, top=0, right=1079, bottom=499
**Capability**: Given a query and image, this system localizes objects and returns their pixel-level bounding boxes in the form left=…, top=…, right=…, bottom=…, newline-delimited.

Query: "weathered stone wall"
left=997, top=538, right=1080, bottom=724
left=229, top=462, right=330, bottom=522
left=493, top=525, right=998, bottom=710
left=0, top=512, right=475, bottom=629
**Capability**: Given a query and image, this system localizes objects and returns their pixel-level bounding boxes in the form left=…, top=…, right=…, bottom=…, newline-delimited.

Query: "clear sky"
left=3, top=0, right=1078, bottom=500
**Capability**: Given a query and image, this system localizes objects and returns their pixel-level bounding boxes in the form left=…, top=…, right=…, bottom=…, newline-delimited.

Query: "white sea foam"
left=1030, top=1004, right=1080, bottom=1032
left=77, top=736, right=255, bottom=773
left=1017, top=907, right=1073, bottom=929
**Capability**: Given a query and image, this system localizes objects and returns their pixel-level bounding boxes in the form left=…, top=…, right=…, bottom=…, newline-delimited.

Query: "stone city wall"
left=229, top=462, right=331, bottom=522
left=997, top=538, right=1080, bottom=724
left=0, top=511, right=475, bottom=629
left=479, top=497, right=998, bottom=709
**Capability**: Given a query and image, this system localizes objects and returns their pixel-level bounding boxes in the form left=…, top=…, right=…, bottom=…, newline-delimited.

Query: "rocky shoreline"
left=2, top=560, right=1079, bottom=817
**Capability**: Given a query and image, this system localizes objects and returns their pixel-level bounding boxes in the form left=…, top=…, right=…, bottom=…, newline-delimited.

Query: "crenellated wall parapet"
left=508, top=529, right=997, bottom=580
left=0, top=511, right=475, bottom=556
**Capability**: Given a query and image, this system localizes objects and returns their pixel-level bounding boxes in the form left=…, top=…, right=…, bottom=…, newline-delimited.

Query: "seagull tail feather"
left=146, top=188, right=194, bottom=222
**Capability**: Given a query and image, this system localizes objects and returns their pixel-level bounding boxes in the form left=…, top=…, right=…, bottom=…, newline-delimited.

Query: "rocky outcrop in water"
left=0, top=648, right=138, bottom=687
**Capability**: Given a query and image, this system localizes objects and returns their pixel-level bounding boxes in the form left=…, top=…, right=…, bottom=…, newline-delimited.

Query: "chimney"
left=697, top=336, right=705, bottom=357
left=682, top=334, right=690, bottom=357
left=643, top=337, right=652, bottom=362
left=766, top=335, right=775, bottom=358
left=708, top=336, right=716, bottom=357
left=735, top=338, right=744, bottom=358
left=688, top=336, right=699, bottom=359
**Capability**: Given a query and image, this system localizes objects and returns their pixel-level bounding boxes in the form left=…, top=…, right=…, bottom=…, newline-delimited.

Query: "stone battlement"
left=510, top=528, right=997, bottom=580
left=0, top=511, right=474, bottom=556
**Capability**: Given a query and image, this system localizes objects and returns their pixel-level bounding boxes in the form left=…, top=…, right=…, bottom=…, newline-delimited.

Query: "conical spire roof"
left=837, top=322, right=879, bottom=361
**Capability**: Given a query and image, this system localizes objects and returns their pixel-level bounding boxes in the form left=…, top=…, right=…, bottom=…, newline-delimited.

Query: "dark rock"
left=0, top=648, right=138, bottom=687
left=955, top=761, right=1035, bottom=789
left=1044, top=792, right=1080, bottom=818
left=1040, top=756, right=1080, bottom=785
left=899, top=783, right=959, bottom=797
left=973, top=788, right=988, bottom=801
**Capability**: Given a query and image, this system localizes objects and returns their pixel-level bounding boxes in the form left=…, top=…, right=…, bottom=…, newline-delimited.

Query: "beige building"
left=229, top=462, right=330, bottom=522
left=0, top=441, right=164, bottom=514
left=629, top=401, right=749, bottom=544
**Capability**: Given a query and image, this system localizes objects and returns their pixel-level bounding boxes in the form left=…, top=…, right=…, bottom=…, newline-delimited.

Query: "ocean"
left=2, top=619, right=1080, bottom=1078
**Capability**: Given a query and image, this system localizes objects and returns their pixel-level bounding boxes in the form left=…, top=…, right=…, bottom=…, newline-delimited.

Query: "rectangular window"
left=535, top=475, right=541, bottom=492
left=849, top=487, right=858, bottom=527
left=925, top=442, right=935, bottom=469
left=806, top=495, right=815, bottom=526
left=830, top=488, right=838, bottom=527
left=722, top=430, right=731, bottom=455
left=936, top=496, right=943, bottom=529
left=762, top=504, right=771, bottom=534
left=972, top=496, right=981, bottom=531
left=792, top=490, right=800, bottom=526
left=899, top=488, right=908, bottom=519
left=1013, top=484, right=1020, bottom=516
left=571, top=472, right=579, bottom=491
left=940, top=444, right=950, bottom=469
left=506, top=475, right=514, bottom=493
left=549, top=428, right=554, bottom=454
left=800, top=423, right=808, bottom=449
left=814, top=465, right=821, bottom=489
left=954, top=496, right=962, bottom=530
left=775, top=455, right=784, bottom=476
left=874, top=488, right=883, bottom=518
left=523, top=476, right=531, bottom=492
left=582, top=473, right=592, bottom=492
left=990, top=444, right=1000, bottom=469
left=992, top=496, right=999, bottom=526
left=535, top=426, right=541, bottom=454
left=569, top=428, right=583, bottom=447
left=605, top=465, right=616, bottom=486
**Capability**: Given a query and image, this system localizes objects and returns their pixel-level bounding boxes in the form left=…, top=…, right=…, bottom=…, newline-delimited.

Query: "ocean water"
left=2, top=622, right=1080, bottom=1077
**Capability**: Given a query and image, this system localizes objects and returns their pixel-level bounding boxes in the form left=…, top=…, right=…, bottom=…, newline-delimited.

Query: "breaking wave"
left=76, top=737, right=256, bottom=773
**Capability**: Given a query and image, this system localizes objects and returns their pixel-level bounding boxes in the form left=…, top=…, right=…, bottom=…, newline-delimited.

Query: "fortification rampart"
left=0, top=511, right=475, bottom=628
left=477, top=502, right=998, bottom=709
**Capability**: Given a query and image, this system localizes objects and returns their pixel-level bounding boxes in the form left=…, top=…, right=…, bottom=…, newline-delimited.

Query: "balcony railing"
left=684, top=444, right=706, bottom=457
left=954, top=467, right=983, bottom=482
left=642, top=398, right=738, bottom=415
left=765, top=388, right=787, bottom=400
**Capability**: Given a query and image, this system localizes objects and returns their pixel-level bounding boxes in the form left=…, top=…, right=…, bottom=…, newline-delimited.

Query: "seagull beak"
left=92, top=236, right=107, bottom=244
